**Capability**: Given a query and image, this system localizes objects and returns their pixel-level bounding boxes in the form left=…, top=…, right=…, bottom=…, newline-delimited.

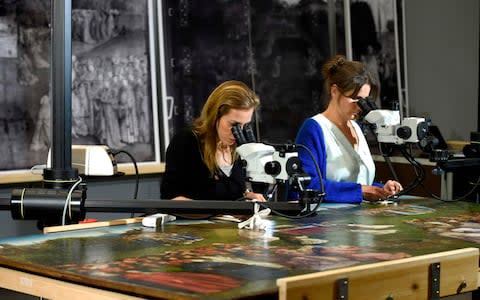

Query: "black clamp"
left=429, top=262, right=441, bottom=300
left=336, top=278, right=348, bottom=300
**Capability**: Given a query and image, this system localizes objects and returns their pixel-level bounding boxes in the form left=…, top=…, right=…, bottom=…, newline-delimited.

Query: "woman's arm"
left=296, top=119, right=363, bottom=203
left=161, top=130, right=210, bottom=199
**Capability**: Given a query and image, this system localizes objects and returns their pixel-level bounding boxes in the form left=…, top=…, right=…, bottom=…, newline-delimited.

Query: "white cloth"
left=312, top=114, right=375, bottom=185
left=238, top=203, right=271, bottom=231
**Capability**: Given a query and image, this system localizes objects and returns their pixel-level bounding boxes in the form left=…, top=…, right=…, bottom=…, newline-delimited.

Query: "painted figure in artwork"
left=30, top=94, right=50, bottom=151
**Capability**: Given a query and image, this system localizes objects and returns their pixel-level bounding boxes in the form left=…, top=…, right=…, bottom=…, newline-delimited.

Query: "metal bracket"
left=429, top=262, right=441, bottom=300
left=336, top=277, right=348, bottom=300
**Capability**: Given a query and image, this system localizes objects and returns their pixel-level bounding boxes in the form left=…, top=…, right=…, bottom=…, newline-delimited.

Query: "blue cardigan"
left=295, top=118, right=382, bottom=203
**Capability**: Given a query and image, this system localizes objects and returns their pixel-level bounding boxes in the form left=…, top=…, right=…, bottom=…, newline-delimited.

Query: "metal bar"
left=328, top=0, right=337, bottom=57
left=0, top=196, right=304, bottom=218
left=400, top=0, right=410, bottom=117
left=83, top=199, right=304, bottom=215
left=158, top=0, right=173, bottom=154
left=50, top=0, right=73, bottom=171
left=343, top=0, right=352, bottom=60
left=0, top=198, right=9, bottom=211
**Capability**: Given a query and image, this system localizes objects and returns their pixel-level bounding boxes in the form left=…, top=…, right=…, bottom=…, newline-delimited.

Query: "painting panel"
left=350, top=0, right=402, bottom=110
left=0, top=198, right=478, bottom=299
left=0, top=0, right=160, bottom=175
left=251, top=0, right=346, bottom=142
left=162, top=0, right=252, bottom=139
left=163, top=0, right=346, bottom=144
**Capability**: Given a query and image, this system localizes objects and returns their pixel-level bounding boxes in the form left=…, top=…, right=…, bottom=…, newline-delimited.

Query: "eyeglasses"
left=346, top=96, right=373, bottom=104
left=351, top=96, right=372, bottom=102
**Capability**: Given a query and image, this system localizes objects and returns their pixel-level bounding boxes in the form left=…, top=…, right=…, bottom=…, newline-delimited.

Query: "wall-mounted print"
left=162, top=0, right=346, bottom=144
left=0, top=0, right=160, bottom=175
left=251, top=0, right=346, bottom=142
left=350, top=0, right=402, bottom=110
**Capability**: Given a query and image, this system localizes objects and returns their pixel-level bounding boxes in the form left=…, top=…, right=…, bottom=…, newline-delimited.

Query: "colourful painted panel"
left=0, top=198, right=478, bottom=299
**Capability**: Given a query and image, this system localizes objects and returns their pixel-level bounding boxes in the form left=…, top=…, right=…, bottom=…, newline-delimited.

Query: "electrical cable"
left=424, top=174, right=480, bottom=203
left=296, top=144, right=325, bottom=196
left=382, top=143, right=480, bottom=202
left=112, top=150, right=139, bottom=218
left=266, top=183, right=278, bottom=201
left=260, top=142, right=325, bottom=195
left=365, top=122, right=402, bottom=184
left=256, top=201, right=319, bottom=219
left=370, top=122, right=480, bottom=202
left=61, top=176, right=83, bottom=226
left=171, top=213, right=217, bottom=220
left=254, top=143, right=325, bottom=219
left=378, top=143, right=400, bottom=182
left=396, top=145, right=425, bottom=196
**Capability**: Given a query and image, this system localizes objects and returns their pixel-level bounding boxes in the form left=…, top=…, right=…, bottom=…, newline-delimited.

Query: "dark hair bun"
left=328, top=55, right=346, bottom=75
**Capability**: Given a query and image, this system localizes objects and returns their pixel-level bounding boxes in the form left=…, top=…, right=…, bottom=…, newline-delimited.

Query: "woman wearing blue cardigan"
left=296, top=55, right=402, bottom=203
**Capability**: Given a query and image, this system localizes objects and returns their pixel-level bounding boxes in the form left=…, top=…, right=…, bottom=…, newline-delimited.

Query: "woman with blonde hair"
left=161, top=80, right=265, bottom=201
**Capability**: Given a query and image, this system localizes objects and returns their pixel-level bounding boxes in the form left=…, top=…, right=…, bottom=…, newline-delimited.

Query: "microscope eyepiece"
left=232, top=124, right=247, bottom=145
left=232, top=123, right=256, bottom=145
left=357, top=97, right=378, bottom=118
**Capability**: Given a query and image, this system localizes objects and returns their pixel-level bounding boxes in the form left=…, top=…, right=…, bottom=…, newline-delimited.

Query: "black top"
left=161, top=129, right=246, bottom=200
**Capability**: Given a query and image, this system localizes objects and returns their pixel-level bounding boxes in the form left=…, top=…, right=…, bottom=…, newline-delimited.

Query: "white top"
left=312, top=114, right=375, bottom=185
left=219, top=165, right=233, bottom=177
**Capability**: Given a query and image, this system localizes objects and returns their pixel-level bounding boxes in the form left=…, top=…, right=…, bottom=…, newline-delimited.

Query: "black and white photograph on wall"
left=0, top=0, right=159, bottom=172
left=251, top=0, right=345, bottom=142
left=163, top=0, right=252, bottom=139
left=164, top=0, right=346, bottom=143
left=351, top=0, right=401, bottom=110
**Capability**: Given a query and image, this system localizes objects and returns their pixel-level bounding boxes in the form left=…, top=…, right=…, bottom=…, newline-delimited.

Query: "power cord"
left=391, top=144, right=480, bottom=202
left=396, top=145, right=426, bottom=196
left=378, top=143, right=400, bottom=182
left=112, top=150, right=139, bottom=218
left=61, top=176, right=83, bottom=226
left=296, top=143, right=325, bottom=196
left=425, top=174, right=480, bottom=202
left=255, top=143, right=325, bottom=219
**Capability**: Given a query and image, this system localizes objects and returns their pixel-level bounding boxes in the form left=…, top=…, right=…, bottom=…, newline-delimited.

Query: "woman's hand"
left=244, top=191, right=266, bottom=202
left=362, top=185, right=393, bottom=202
left=383, top=180, right=403, bottom=195
left=172, top=196, right=192, bottom=200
